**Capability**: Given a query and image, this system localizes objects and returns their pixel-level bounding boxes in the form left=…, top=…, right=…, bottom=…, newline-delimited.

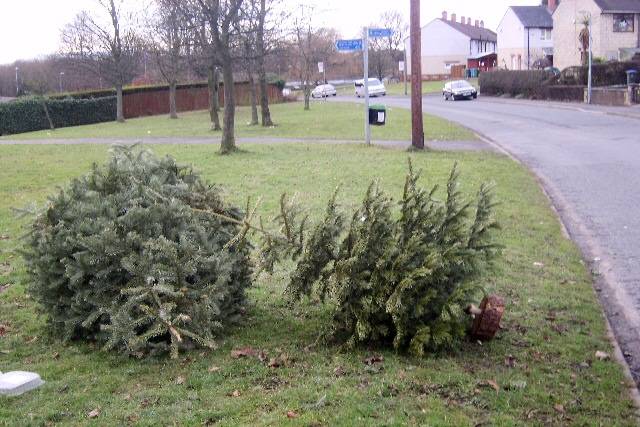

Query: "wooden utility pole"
left=410, top=0, right=424, bottom=149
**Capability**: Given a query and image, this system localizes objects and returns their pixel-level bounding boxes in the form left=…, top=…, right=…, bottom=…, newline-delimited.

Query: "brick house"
left=553, top=0, right=640, bottom=69
left=497, top=5, right=555, bottom=70
left=405, top=12, right=497, bottom=79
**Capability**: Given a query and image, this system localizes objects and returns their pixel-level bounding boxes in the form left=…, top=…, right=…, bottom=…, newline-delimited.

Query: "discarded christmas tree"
left=283, top=162, right=501, bottom=356
left=24, top=145, right=253, bottom=358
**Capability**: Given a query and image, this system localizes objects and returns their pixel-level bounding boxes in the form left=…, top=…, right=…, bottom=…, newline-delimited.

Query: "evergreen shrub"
left=23, top=146, right=252, bottom=358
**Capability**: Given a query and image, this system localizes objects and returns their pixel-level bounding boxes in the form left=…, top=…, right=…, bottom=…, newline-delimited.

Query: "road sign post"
left=335, top=39, right=363, bottom=52
left=363, top=27, right=370, bottom=146
left=336, top=29, right=391, bottom=146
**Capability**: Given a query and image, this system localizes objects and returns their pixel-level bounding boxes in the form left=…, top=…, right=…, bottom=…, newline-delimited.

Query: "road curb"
left=474, top=95, right=640, bottom=121
left=474, top=130, right=640, bottom=414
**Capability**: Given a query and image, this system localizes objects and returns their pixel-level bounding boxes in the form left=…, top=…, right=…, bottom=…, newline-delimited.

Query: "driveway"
left=345, top=94, right=640, bottom=380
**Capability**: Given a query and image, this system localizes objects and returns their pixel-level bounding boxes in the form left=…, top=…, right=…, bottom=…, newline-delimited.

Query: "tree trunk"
left=208, top=67, right=221, bottom=131
left=169, top=81, right=178, bottom=119
left=249, top=73, right=259, bottom=125
left=258, top=72, right=273, bottom=127
left=116, top=84, right=125, bottom=123
left=41, top=98, right=55, bottom=130
left=257, top=0, right=273, bottom=126
left=304, top=85, right=311, bottom=110
left=220, top=61, right=237, bottom=154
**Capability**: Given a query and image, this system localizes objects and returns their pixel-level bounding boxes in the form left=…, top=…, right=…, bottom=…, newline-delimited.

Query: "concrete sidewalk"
left=0, top=136, right=497, bottom=153
left=419, top=93, right=640, bottom=120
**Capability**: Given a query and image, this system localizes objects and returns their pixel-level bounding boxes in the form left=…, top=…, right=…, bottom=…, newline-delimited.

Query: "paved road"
left=363, top=94, right=640, bottom=379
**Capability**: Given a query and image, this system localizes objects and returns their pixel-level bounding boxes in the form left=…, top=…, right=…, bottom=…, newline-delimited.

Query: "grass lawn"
left=385, top=79, right=479, bottom=97
left=0, top=143, right=636, bottom=426
left=0, top=101, right=475, bottom=142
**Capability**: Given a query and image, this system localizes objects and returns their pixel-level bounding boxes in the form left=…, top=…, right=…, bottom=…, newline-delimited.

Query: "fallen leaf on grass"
left=504, top=380, right=527, bottom=390
left=52, top=352, right=60, bottom=360
left=268, top=353, right=289, bottom=368
left=363, top=355, right=384, bottom=365
left=333, top=366, right=347, bottom=377
left=87, top=408, right=101, bottom=419
left=286, top=410, right=299, bottom=418
left=231, top=347, right=258, bottom=358
left=554, top=404, right=565, bottom=413
left=25, top=336, right=38, bottom=344
left=175, top=375, right=185, bottom=385
left=208, top=366, right=221, bottom=373
left=0, top=234, right=10, bottom=240
left=478, top=380, right=500, bottom=393
left=504, top=355, right=516, bottom=368
left=229, top=390, right=241, bottom=398
left=533, top=262, right=545, bottom=268
left=0, top=324, right=9, bottom=337
left=0, top=284, right=11, bottom=293
left=595, top=351, right=610, bottom=361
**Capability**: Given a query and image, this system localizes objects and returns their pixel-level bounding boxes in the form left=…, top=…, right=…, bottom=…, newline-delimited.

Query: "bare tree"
left=256, top=0, right=280, bottom=126
left=369, top=10, right=408, bottom=81
left=238, top=2, right=260, bottom=125
left=148, top=0, right=189, bottom=119
left=60, top=0, right=140, bottom=123
left=190, top=0, right=245, bottom=154
left=290, top=5, right=334, bottom=111
left=381, top=10, right=408, bottom=80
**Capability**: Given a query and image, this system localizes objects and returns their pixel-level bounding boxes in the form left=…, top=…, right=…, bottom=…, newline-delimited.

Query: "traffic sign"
left=368, top=28, right=393, bottom=38
left=335, top=39, right=363, bottom=52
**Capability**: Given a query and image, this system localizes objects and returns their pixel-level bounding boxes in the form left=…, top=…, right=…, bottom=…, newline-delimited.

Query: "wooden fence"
left=123, top=82, right=283, bottom=119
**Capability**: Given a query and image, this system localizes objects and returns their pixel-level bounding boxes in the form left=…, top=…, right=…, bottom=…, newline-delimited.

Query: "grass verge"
left=0, top=143, right=636, bottom=426
left=0, top=101, right=475, bottom=142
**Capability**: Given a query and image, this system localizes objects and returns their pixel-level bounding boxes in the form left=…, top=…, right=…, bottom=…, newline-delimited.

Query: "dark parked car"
left=443, top=80, right=478, bottom=101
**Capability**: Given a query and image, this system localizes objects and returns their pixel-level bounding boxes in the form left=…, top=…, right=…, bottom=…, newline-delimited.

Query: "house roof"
left=440, top=19, right=497, bottom=42
left=593, top=0, right=640, bottom=12
left=510, top=6, right=553, bottom=28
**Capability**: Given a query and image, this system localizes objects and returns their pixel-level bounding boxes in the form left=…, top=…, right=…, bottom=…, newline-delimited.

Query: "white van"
left=354, top=78, right=386, bottom=98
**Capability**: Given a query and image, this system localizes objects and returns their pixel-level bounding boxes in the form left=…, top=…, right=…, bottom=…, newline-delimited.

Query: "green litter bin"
left=369, top=104, right=386, bottom=126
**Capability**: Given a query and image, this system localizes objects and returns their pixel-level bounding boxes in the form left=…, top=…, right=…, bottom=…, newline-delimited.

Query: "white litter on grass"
left=0, top=371, right=45, bottom=396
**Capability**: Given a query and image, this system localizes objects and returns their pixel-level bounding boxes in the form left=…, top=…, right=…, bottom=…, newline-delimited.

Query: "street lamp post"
left=15, top=66, right=19, bottom=96
left=59, top=72, right=65, bottom=93
left=587, top=16, right=592, bottom=104
left=579, top=11, right=593, bottom=104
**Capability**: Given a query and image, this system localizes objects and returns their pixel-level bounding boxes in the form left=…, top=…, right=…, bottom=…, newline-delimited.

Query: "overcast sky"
left=0, top=0, right=542, bottom=65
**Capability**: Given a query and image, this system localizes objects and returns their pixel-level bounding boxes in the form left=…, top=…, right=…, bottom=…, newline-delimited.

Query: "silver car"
left=443, top=80, right=478, bottom=101
left=311, top=84, right=337, bottom=98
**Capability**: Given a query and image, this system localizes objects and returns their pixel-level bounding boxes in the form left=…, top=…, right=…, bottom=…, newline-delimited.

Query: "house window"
left=613, top=14, right=634, bottom=32
left=540, top=29, right=552, bottom=40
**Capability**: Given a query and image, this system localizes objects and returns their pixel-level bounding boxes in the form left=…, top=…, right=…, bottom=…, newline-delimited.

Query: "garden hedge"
left=0, top=96, right=116, bottom=136
left=558, top=61, right=640, bottom=86
left=479, top=70, right=549, bottom=98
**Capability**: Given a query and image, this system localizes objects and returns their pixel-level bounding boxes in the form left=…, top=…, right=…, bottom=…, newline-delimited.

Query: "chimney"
left=475, top=19, right=480, bottom=27
left=442, top=11, right=448, bottom=20
left=480, top=20, right=484, bottom=28
left=467, top=17, right=472, bottom=25
left=451, top=13, right=457, bottom=23
left=548, top=0, right=558, bottom=13
left=461, top=15, right=465, bottom=24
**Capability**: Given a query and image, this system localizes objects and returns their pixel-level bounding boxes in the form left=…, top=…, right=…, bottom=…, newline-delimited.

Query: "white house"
left=553, top=0, right=640, bottom=70
left=406, top=12, right=498, bottom=79
left=497, top=5, right=555, bottom=70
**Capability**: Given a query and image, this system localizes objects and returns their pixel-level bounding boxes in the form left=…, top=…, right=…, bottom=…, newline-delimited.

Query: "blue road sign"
left=368, top=28, right=393, bottom=38
left=336, top=39, right=363, bottom=52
